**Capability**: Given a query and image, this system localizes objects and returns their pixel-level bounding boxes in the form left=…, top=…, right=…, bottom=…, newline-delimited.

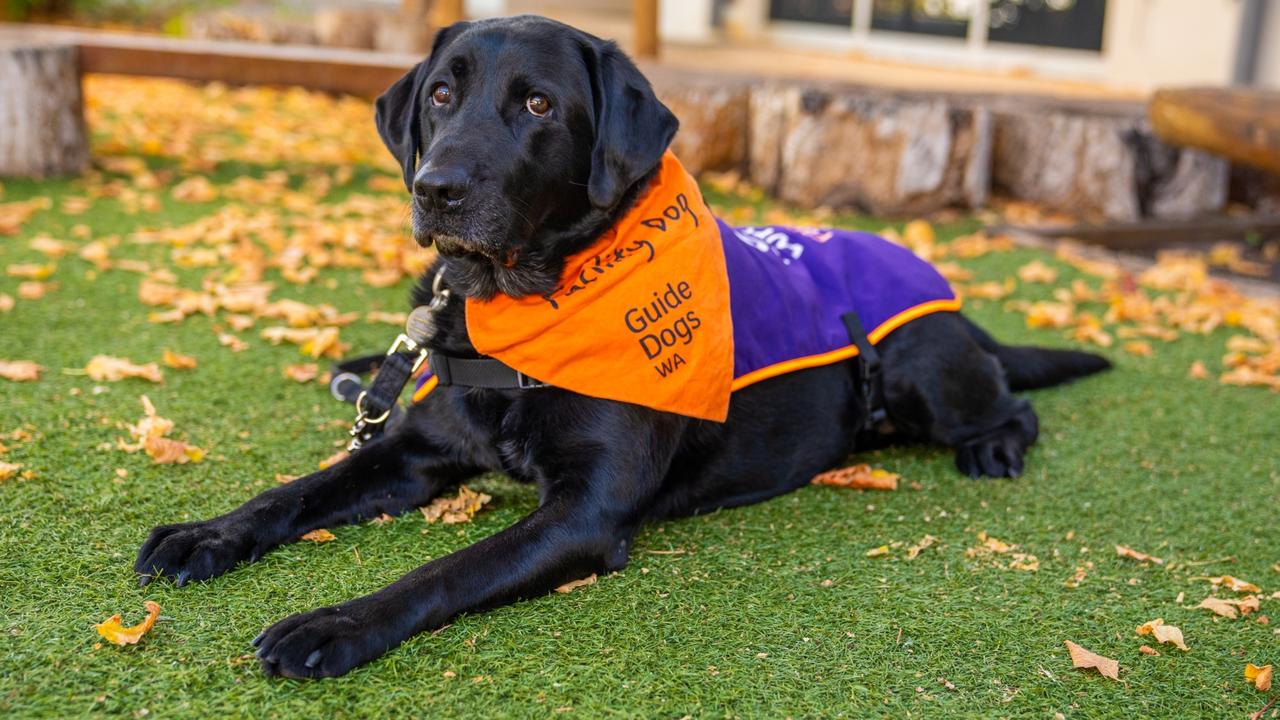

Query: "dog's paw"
left=954, top=432, right=1027, bottom=479
left=134, top=519, right=257, bottom=587
left=254, top=604, right=393, bottom=679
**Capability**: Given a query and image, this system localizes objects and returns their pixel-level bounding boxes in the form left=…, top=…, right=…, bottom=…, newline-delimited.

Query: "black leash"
left=335, top=271, right=544, bottom=451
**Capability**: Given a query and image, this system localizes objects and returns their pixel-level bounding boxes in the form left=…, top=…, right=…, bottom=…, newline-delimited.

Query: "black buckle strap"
left=429, top=353, right=546, bottom=389
left=841, top=310, right=888, bottom=431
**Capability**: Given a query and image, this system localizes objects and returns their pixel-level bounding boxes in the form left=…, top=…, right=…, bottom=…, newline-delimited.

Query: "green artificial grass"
left=1, top=160, right=1278, bottom=720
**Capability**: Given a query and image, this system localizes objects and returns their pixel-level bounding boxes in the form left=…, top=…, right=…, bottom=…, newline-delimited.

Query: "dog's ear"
left=375, top=22, right=470, bottom=191
left=583, top=41, right=679, bottom=210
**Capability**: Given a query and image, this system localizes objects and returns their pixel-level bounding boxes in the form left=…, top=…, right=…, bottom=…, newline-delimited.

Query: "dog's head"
left=375, top=15, right=678, bottom=299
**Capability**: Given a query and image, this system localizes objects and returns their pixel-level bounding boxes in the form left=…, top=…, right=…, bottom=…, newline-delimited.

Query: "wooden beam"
left=1150, top=87, right=1280, bottom=176
left=632, top=0, right=659, bottom=58
left=0, top=23, right=417, bottom=98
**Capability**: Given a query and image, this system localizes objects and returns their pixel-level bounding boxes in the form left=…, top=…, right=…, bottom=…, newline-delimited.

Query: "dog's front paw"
left=254, top=603, right=396, bottom=679
left=955, top=431, right=1028, bottom=479
left=134, top=519, right=258, bottom=587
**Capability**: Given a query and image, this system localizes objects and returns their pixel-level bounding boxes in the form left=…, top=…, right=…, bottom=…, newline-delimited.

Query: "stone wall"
left=652, top=74, right=1235, bottom=221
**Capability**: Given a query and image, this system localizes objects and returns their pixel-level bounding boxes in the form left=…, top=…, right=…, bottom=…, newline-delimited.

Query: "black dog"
left=134, top=15, right=1109, bottom=679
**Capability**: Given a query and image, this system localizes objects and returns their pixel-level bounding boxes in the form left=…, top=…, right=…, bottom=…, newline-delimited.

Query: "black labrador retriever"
left=134, top=15, right=1109, bottom=678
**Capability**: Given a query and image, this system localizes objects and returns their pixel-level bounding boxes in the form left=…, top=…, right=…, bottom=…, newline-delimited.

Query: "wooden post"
left=0, top=43, right=89, bottom=177
left=633, top=0, right=659, bottom=58
left=433, top=0, right=465, bottom=28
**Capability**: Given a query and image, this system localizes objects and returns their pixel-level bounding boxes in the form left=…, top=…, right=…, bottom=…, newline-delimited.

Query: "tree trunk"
left=0, top=43, right=88, bottom=178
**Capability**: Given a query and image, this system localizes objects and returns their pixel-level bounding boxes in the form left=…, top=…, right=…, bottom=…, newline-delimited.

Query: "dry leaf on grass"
left=1017, top=259, right=1059, bottom=284
left=1188, top=361, right=1209, bottom=379
left=283, top=363, right=319, bottom=383
left=1065, top=640, right=1120, bottom=680
left=0, top=462, right=21, bottom=481
left=1209, top=575, right=1262, bottom=593
left=161, top=349, right=197, bottom=370
left=0, top=360, right=42, bottom=382
left=1246, top=663, right=1273, bottom=692
left=17, top=281, right=52, bottom=299
left=865, top=545, right=890, bottom=557
left=811, top=464, right=899, bottom=491
left=1138, top=645, right=1160, bottom=656
left=906, top=535, right=937, bottom=560
left=1199, top=595, right=1262, bottom=619
left=1115, top=545, right=1163, bottom=564
left=301, top=528, right=336, bottom=542
left=966, top=531, right=1013, bottom=556
left=1135, top=618, right=1189, bottom=651
left=555, top=574, right=597, bottom=594
left=119, top=395, right=204, bottom=464
left=217, top=333, right=249, bottom=352
left=85, top=355, right=163, bottom=383
left=95, top=600, right=160, bottom=646
left=1123, top=341, right=1154, bottom=357
left=0, top=293, right=13, bottom=312
left=6, top=262, right=55, bottom=280
left=420, top=485, right=492, bottom=525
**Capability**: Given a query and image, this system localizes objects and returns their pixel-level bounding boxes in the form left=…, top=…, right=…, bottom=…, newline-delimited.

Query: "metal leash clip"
left=346, top=271, right=449, bottom=451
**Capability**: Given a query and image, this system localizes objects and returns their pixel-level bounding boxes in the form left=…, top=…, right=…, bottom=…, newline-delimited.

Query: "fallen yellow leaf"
left=1065, top=640, right=1120, bottom=680
left=1135, top=618, right=1189, bottom=651
left=1017, top=259, right=1058, bottom=284
left=301, top=528, right=336, bottom=542
left=1138, top=645, right=1160, bottom=656
left=85, top=355, right=163, bottom=383
left=95, top=600, right=160, bottom=646
left=420, top=485, right=492, bottom=525
left=283, top=363, right=319, bottom=383
left=1122, top=341, right=1154, bottom=357
left=555, top=574, right=597, bottom=594
left=1115, top=545, right=1163, bottom=564
left=118, top=395, right=203, bottom=464
left=161, top=349, right=197, bottom=370
left=906, top=534, right=937, bottom=560
left=0, top=360, right=42, bottom=382
left=811, top=464, right=899, bottom=491
left=0, top=461, right=21, bottom=481
left=6, top=262, right=55, bottom=280
left=1199, top=595, right=1261, bottom=619
left=1245, top=663, right=1273, bottom=692
left=1209, top=575, right=1262, bottom=593
left=865, top=545, right=890, bottom=557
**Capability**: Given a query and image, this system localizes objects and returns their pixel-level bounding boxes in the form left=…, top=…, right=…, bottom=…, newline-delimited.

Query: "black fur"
left=134, top=15, right=1110, bottom=679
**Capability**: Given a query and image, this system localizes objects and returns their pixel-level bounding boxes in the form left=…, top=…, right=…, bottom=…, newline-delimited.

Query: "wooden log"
left=0, top=43, right=88, bottom=178
left=632, top=0, right=659, bottom=58
left=1150, top=87, right=1280, bottom=176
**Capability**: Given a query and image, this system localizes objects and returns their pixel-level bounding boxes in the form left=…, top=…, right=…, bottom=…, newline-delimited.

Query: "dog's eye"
left=525, top=93, right=551, bottom=117
left=431, top=83, right=452, bottom=106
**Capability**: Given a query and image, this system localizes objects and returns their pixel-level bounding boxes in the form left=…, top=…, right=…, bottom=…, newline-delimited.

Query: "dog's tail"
left=961, top=316, right=1111, bottom=391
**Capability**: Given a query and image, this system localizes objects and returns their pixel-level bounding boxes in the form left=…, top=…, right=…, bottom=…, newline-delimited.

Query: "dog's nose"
left=413, top=167, right=469, bottom=212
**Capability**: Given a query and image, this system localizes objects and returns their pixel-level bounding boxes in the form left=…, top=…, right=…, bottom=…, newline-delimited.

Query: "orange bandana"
left=464, top=152, right=735, bottom=421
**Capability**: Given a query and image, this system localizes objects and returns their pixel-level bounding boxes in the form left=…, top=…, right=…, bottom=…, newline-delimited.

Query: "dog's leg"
left=878, top=313, right=1039, bottom=479
left=135, top=428, right=477, bottom=587
left=254, top=410, right=679, bottom=679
